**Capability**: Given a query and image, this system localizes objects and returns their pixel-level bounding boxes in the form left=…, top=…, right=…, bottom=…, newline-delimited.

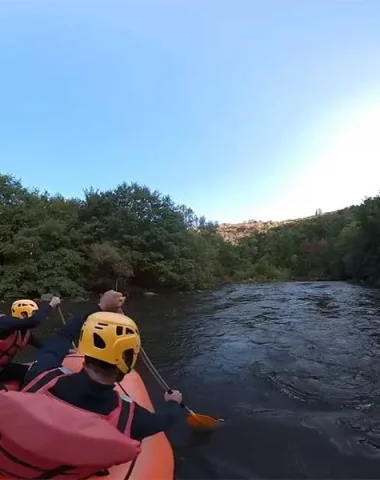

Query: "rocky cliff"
left=217, top=220, right=291, bottom=243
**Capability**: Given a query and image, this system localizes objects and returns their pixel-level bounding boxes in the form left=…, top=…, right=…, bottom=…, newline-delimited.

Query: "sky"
left=0, top=0, right=380, bottom=223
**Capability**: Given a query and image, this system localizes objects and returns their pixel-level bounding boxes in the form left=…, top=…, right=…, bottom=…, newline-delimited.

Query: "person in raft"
left=0, top=296, right=61, bottom=383
left=64, top=289, right=127, bottom=349
left=84, top=288, right=127, bottom=317
left=0, top=310, right=183, bottom=479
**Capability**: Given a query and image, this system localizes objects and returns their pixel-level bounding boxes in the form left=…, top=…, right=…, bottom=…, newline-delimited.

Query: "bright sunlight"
left=278, top=95, right=380, bottom=220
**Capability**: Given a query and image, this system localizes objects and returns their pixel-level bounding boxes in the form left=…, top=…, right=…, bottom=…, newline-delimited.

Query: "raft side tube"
left=0, top=354, right=174, bottom=480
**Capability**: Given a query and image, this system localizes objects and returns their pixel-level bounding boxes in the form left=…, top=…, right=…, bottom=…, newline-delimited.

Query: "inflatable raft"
left=3, top=354, right=175, bottom=480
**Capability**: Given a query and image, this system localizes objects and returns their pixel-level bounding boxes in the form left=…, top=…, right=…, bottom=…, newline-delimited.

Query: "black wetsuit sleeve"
left=28, top=333, right=44, bottom=349
left=23, top=306, right=101, bottom=384
left=130, top=401, right=182, bottom=441
left=0, top=305, right=52, bottom=338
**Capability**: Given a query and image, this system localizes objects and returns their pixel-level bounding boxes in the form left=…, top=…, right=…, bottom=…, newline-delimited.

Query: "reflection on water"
left=5, top=281, right=380, bottom=478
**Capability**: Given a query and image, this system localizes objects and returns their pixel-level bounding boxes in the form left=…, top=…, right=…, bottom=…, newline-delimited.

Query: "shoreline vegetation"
left=0, top=173, right=379, bottom=299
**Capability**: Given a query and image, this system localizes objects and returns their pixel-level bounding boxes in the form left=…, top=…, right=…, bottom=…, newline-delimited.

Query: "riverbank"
left=2, top=173, right=380, bottom=299
left=0, top=278, right=368, bottom=304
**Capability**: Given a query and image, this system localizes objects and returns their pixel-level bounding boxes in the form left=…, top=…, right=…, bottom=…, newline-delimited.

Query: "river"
left=8, top=281, right=380, bottom=478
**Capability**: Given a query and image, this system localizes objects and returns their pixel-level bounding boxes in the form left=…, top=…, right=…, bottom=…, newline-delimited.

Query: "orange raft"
left=3, top=354, right=175, bottom=480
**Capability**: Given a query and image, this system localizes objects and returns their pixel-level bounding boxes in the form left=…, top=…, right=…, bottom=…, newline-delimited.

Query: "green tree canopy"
left=1, top=173, right=380, bottom=297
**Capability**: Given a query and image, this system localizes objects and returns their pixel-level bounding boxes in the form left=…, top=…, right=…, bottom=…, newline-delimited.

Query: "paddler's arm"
left=0, top=305, right=53, bottom=337
left=23, top=312, right=92, bottom=383
left=130, top=401, right=182, bottom=441
left=27, top=304, right=54, bottom=324
left=27, top=333, right=44, bottom=349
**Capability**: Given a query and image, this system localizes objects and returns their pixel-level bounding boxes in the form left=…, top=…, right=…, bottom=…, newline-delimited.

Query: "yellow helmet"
left=11, top=299, right=39, bottom=319
left=78, top=312, right=141, bottom=374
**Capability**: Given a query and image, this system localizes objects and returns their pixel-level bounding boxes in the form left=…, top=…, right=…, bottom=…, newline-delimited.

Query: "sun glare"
left=276, top=97, right=380, bottom=220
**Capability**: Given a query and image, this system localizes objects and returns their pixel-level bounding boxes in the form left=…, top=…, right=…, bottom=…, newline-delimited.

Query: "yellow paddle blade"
left=186, top=411, right=224, bottom=429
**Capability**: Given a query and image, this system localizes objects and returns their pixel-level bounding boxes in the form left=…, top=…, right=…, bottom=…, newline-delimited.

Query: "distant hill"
left=216, top=207, right=357, bottom=244
left=217, top=220, right=288, bottom=243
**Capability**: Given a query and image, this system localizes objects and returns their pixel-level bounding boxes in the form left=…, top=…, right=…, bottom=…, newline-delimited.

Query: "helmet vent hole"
left=116, top=326, right=123, bottom=336
left=123, top=349, right=134, bottom=368
left=125, top=328, right=134, bottom=335
left=93, top=333, right=106, bottom=349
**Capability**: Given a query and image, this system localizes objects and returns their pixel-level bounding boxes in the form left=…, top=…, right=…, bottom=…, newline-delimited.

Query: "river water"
left=8, top=281, right=380, bottom=479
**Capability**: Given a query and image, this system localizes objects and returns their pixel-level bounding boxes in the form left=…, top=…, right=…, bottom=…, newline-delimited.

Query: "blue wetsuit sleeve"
left=29, top=305, right=53, bottom=324
left=27, top=333, right=44, bottom=349
left=0, top=305, right=52, bottom=337
left=23, top=307, right=101, bottom=384
left=131, top=401, right=182, bottom=441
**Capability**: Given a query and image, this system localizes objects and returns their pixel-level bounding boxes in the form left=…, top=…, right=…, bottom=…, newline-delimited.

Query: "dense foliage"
left=0, top=173, right=380, bottom=297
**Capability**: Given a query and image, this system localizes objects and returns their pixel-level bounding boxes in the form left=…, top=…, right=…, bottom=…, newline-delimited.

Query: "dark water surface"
left=8, top=281, right=380, bottom=479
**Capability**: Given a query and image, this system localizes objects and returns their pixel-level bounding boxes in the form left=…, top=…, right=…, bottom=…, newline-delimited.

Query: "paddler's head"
left=98, top=290, right=126, bottom=313
left=11, top=299, right=39, bottom=319
left=78, top=312, right=141, bottom=385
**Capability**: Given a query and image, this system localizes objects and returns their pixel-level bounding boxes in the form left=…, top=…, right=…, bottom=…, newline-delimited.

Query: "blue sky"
left=1, top=0, right=380, bottom=223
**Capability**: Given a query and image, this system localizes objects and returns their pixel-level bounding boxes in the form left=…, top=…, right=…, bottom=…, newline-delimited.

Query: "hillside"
left=217, top=220, right=293, bottom=243
left=216, top=207, right=357, bottom=244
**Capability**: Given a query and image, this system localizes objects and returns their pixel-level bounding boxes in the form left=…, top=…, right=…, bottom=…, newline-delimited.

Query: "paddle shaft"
left=112, top=307, right=196, bottom=416
left=140, top=347, right=192, bottom=414
left=57, top=306, right=76, bottom=349
left=140, top=348, right=169, bottom=389
left=39, top=294, right=76, bottom=349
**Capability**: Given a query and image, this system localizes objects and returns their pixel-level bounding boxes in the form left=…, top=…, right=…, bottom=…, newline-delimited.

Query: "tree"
left=1, top=173, right=380, bottom=297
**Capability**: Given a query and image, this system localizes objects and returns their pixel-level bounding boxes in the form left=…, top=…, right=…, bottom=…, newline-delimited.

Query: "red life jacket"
left=0, top=329, right=30, bottom=367
left=0, top=367, right=141, bottom=480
